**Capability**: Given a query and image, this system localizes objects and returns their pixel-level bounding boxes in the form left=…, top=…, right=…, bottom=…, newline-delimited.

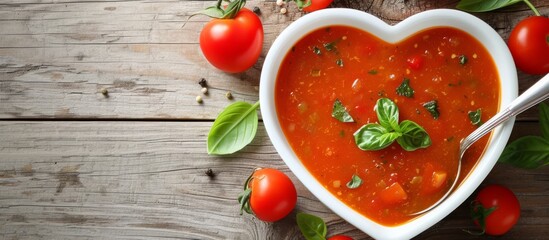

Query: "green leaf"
left=323, top=41, right=337, bottom=51
left=498, top=136, right=549, bottom=169
left=396, top=78, right=415, bottom=98
left=192, top=6, right=225, bottom=18
left=540, top=103, right=549, bottom=140
left=223, top=0, right=246, bottom=19
left=346, top=174, right=363, bottom=189
left=296, top=212, right=327, bottom=240
left=376, top=98, right=400, bottom=131
left=313, top=46, right=321, bottom=55
left=332, top=99, right=355, bottom=123
left=354, top=124, right=401, bottom=151
left=423, top=100, right=440, bottom=120
left=207, top=101, right=259, bottom=155
left=468, top=109, right=482, bottom=126
left=456, top=0, right=523, bottom=12
left=397, top=120, right=432, bottom=151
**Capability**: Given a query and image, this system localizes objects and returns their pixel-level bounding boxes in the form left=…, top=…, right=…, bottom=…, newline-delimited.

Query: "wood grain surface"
left=0, top=0, right=547, bottom=120
left=1, top=0, right=548, bottom=239
left=0, top=121, right=548, bottom=239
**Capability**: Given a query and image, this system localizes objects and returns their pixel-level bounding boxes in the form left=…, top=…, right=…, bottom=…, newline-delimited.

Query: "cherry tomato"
left=327, top=235, right=353, bottom=240
left=303, top=0, right=333, bottom=12
left=199, top=8, right=263, bottom=73
left=239, top=168, right=297, bottom=222
left=507, top=16, right=549, bottom=75
left=471, top=184, right=520, bottom=236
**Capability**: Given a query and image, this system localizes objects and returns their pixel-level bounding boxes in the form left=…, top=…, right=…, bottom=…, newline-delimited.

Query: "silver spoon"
left=411, top=73, right=549, bottom=216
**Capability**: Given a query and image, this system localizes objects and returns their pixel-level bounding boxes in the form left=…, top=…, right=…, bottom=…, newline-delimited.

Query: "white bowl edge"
left=260, top=8, right=518, bottom=240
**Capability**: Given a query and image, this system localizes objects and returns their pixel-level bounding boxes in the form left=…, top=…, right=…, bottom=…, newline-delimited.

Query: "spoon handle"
left=460, top=74, right=549, bottom=155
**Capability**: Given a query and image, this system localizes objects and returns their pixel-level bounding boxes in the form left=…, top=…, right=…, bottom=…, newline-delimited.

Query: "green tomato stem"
left=522, top=0, right=541, bottom=16
left=216, top=0, right=223, bottom=9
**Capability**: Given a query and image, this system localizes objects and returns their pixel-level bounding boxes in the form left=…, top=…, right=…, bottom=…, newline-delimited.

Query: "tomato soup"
left=275, top=26, right=500, bottom=226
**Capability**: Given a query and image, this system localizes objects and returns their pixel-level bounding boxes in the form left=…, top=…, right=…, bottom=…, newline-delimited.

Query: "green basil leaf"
left=456, top=0, right=523, bottom=12
left=296, top=212, right=327, bottom=240
left=192, top=6, right=225, bottom=18
left=540, top=103, right=549, bottom=140
left=468, top=109, right=482, bottom=126
left=498, top=136, right=549, bottom=169
left=323, top=41, right=337, bottom=51
left=207, top=101, right=259, bottom=155
left=332, top=99, right=355, bottom=123
left=396, top=78, right=415, bottom=98
left=397, top=120, right=432, bottom=151
left=376, top=98, right=400, bottom=131
left=423, top=100, right=440, bottom=120
left=354, top=123, right=401, bottom=151
left=346, top=174, right=363, bottom=189
left=313, top=46, right=321, bottom=55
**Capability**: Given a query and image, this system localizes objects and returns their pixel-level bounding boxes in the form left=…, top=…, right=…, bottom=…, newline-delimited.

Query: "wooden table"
left=1, top=1, right=548, bottom=239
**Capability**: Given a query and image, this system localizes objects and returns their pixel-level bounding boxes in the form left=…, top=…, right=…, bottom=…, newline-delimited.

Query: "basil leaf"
left=313, top=46, right=321, bottom=55
left=396, top=78, right=415, bottom=98
left=323, top=41, right=337, bottom=51
left=423, top=100, right=440, bottom=120
left=207, top=101, right=259, bottom=155
left=346, top=174, right=363, bottom=189
left=469, top=109, right=482, bottom=126
left=498, top=136, right=549, bottom=169
left=296, top=212, right=327, bottom=240
left=354, top=123, right=401, bottom=151
left=332, top=99, right=355, bottom=123
left=397, top=120, right=432, bottom=151
left=376, top=98, right=400, bottom=131
left=456, top=0, right=523, bottom=12
left=540, top=103, right=549, bottom=140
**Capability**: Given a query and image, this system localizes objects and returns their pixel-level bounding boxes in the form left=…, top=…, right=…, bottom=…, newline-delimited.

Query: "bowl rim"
left=260, top=8, right=517, bottom=240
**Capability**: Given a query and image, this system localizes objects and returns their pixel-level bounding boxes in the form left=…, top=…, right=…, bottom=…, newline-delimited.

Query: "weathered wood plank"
left=0, top=0, right=547, bottom=120
left=0, top=121, right=547, bottom=239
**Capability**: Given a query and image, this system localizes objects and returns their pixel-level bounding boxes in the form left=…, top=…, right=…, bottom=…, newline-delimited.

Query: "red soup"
left=275, top=26, right=500, bottom=226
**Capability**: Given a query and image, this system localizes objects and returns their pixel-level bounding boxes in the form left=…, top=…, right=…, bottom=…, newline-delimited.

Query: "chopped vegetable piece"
left=346, top=174, right=363, bottom=189
left=459, top=55, right=468, bottom=65
left=336, top=59, right=343, bottom=67
left=396, top=78, right=415, bottom=98
left=423, top=100, right=440, bottom=119
left=469, top=108, right=482, bottom=126
left=313, top=46, right=321, bottom=55
left=332, top=99, right=355, bottom=122
left=379, top=182, right=408, bottom=205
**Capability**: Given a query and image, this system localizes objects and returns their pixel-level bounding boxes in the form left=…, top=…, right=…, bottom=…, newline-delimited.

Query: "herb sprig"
left=354, top=98, right=432, bottom=151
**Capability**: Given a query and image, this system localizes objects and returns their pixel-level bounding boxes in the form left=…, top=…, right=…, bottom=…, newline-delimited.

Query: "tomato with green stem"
left=508, top=16, right=549, bottom=75
left=196, top=0, right=263, bottom=73
left=302, top=0, right=333, bottom=12
left=471, top=184, right=520, bottom=236
left=238, top=168, right=297, bottom=222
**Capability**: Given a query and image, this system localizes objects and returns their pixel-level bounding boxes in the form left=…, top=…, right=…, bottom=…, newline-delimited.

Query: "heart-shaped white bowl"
left=260, top=8, right=517, bottom=239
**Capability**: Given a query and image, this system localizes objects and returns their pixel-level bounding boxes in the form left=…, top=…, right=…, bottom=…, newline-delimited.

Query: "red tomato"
left=472, top=184, right=521, bottom=236
left=240, top=168, right=297, bottom=222
left=508, top=16, right=549, bottom=75
left=303, top=0, right=333, bottom=12
left=327, top=235, right=354, bottom=240
left=199, top=8, right=263, bottom=73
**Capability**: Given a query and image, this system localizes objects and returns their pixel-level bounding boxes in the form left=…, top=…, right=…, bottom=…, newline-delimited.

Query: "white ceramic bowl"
left=260, top=8, right=517, bottom=239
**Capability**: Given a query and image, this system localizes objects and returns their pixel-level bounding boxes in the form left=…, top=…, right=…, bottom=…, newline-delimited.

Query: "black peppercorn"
left=199, top=78, right=207, bottom=88
left=252, top=6, right=261, bottom=15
